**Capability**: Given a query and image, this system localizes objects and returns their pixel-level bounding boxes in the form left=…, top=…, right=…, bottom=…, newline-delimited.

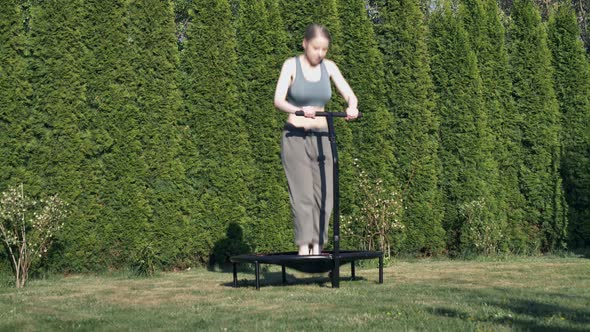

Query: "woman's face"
left=303, top=35, right=330, bottom=66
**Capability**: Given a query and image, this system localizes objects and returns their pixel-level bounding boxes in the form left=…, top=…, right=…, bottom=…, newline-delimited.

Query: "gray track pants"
left=281, top=124, right=333, bottom=246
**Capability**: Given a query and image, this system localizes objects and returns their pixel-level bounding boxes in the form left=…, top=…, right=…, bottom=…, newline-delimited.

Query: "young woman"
left=274, top=24, right=359, bottom=255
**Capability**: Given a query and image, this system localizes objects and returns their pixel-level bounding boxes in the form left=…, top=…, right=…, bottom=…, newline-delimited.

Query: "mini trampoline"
left=231, top=250, right=383, bottom=289
left=231, top=112, right=385, bottom=289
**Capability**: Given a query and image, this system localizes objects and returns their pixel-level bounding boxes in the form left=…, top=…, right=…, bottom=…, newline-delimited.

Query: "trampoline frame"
left=231, top=112, right=384, bottom=289
left=231, top=250, right=383, bottom=289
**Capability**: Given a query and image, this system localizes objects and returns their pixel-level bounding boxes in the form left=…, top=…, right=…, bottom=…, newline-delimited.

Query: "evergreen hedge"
left=429, top=1, right=501, bottom=255
left=77, top=0, right=150, bottom=270
left=125, top=0, right=194, bottom=269
left=508, top=0, right=567, bottom=252
left=180, top=0, right=256, bottom=266
left=0, top=1, right=30, bottom=189
left=336, top=0, right=400, bottom=251
left=375, top=0, right=446, bottom=255
left=459, top=0, right=515, bottom=253
left=235, top=0, right=292, bottom=252
left=0, top=1, right=30, bottom=272
left=547, top=3, right=590, bottom=248
left=26, top=0, right=89, bottom=271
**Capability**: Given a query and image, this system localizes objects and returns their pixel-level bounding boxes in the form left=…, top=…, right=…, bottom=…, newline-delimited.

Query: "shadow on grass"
left=431, top=306, right=587, bottom=332
left=208, top=222, right=251, bottom=273
left=428, top=287, right=590, bottom=331
left=505, top=299, right=589, bottom=324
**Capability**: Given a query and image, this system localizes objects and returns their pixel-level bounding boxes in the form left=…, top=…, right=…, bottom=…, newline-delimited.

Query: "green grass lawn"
left=0, top=255, right=588, bottom=331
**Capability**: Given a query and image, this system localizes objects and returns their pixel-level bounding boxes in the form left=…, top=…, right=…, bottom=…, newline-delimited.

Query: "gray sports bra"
left=286, top=56, right=332, bottom=107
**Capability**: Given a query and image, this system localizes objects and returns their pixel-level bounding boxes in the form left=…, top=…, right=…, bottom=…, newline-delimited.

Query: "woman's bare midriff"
left=286, top=109, right=328, bottom=130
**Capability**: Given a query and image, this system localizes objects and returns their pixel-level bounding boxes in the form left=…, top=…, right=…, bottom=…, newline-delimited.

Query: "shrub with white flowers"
left=459, top=199, right=502, bottom=255
left=0, top=184, right=67, bottom=288
left=342, top=159, right=404, bottom=258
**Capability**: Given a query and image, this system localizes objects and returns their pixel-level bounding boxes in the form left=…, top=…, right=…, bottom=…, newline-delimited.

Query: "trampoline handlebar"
left=294, top=111, right=362, bottom=118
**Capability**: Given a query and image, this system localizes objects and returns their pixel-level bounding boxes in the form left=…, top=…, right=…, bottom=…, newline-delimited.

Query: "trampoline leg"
left=255, top=261, right=260, bottom=290
left=379, top=255, right=384, bottom=284
left=233, top=263, right=238, bottom=288
left=332, top=260, right=340, bottom=288
left=282, top=264, right=287, bottom=284
left=351, top=261, right=356, bottom=280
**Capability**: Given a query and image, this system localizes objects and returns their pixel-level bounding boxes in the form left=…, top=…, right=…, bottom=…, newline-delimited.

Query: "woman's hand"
left=345, top=107, right=359, bottom=120
left=301, top=106, right=319, bottom=119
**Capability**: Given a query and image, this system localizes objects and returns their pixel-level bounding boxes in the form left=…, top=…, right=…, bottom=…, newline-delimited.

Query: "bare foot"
left=298, top=244, right=310, bottom=255
left=312, top=243, right=322, bottom=255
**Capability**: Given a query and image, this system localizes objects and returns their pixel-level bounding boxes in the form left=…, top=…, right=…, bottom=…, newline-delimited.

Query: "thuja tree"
left=572, top=0, right=590, bottom=51
left=336, top=0, right=399, bottom=250
left=264, top=0, right=292, bottom=126
left=548, top=3, right=590, bottom=248
left=374, top=0, right=445, bottom=254
left=181, top=0, right=256, bottom=264
left=278, top=0, right=319, bottom=51
left=429, top=1, right=500, bottom=255
left=265, top=0, right=290, bottom=60
left=75, top=0, right=154, bottom=270
left=313, top=0, right=344, bottom=58
left=235, top=0, right=292, bottom=252
left=126, top=0, right=194, bottom=268
left=459, top=0, right=524, bottom=252
left=337, top=0, right=395, bottom=186
left=507, top=0, right=567, bottom=252
left=0, top=1, right=31, bottom=189
left=26, top=0, right=88, bottom=270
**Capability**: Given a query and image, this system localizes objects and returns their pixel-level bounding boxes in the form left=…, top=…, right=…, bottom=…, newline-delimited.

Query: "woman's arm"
left=274, top=58, right=318, bottom=118
left=274, top=58, right=300, bottom=114
left=325, top=60, right=359, bottom=120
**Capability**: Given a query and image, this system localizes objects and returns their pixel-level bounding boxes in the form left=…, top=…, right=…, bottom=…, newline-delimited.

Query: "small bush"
left=458, top=199, right=502, bottom=255
left=0, top=184, right=67, bottom=288
left=342, top=160, right=405, bottom=258
left=131, top=243, right=158, bottom=277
